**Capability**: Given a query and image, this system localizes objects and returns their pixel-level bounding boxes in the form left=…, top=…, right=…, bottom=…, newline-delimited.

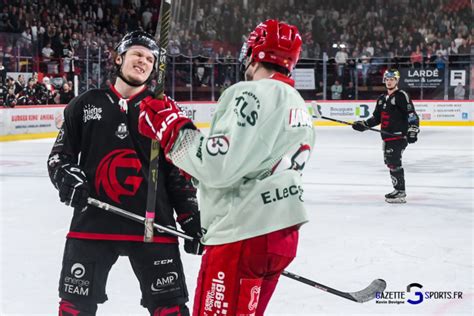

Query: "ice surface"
left=1, top=126, right=473, bottom=315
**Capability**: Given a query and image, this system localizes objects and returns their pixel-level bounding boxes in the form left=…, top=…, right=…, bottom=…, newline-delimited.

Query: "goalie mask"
left=383, top=68, right=400, bottom=83
left=114, top=30, right=161, bottom=86
left=239, top=19, right=302, bottom=75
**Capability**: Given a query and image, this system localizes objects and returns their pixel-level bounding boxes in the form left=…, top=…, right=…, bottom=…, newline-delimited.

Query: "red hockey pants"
left=192, top=226, right=299, bottom=316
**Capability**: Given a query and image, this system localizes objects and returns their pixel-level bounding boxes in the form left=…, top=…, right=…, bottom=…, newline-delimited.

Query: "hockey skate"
left=385, top=189, right=406, bottom=203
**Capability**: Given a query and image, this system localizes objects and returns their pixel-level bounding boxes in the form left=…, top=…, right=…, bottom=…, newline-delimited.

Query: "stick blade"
left=349, top=279, right=387, bottom=303
left=309, top=101, right=322, bottom=119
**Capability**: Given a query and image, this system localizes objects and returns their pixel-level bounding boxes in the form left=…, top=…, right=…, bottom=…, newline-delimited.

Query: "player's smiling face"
left=121, top=45, right=155, bottom=84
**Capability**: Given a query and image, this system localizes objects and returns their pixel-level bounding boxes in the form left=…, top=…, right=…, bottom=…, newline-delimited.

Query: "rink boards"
left=0, top=100, right=472, bottom=141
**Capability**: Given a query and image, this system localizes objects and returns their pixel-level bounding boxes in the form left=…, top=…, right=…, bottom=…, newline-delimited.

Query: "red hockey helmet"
left=242, top=19, right=302, bottom=73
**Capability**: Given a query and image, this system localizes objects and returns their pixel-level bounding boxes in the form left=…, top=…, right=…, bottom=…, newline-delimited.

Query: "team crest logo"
left=115, top=123, right=129, bottom=139
left=95, top=149, right=143, bottom=203
left=233, top=91, right=260, bottom=127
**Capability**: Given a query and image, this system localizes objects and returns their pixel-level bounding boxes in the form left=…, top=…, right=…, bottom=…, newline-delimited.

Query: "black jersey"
left=366, top=89, right=419, bottom=141
left=48, top=86, right=197, bottom=243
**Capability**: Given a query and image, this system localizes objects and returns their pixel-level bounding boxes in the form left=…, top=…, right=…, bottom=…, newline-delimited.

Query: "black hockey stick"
left=310, top=101, right=400, bottom=138
left=281, top=271, right=386, bottom=303
left=89, top=197, right=386, bottom=303
left=144, top=0, right=172, bottom=242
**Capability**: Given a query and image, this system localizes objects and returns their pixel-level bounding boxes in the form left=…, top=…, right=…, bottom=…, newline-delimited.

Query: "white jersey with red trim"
left=169, top=74, right=316, bottom=245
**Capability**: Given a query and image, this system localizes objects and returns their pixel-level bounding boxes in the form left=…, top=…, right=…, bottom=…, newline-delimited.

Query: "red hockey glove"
left=138, top=95, right=195, bottom=154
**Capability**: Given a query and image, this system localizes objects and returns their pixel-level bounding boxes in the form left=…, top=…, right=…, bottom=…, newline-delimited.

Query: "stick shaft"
left=144, top=0, right=172, bottom=242
left=88, top=198, right=193, bottom=240
left=320, top=115, right=400, bottom=137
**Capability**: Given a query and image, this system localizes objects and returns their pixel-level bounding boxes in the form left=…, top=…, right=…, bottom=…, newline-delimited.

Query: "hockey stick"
left=89, top=197, right=386, bottom=303
left=144, top=0, right=172, bottom=242
left=310, top=101, right=400, bottom=137
left=88, top=197, right=192, bottom=240
left=281, top=271, right=386, bottom=303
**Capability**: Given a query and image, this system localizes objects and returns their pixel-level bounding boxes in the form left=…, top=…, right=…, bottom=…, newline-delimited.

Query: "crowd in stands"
left=0, top=71, right=75, bottom=107
left=0, top=0, right=471, bottom=104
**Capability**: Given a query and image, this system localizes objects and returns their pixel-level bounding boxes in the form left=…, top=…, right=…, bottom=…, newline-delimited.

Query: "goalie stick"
left=89, top=197, right=387, bottom=303
left=310, top=101, right=400, bottom=138
left=144, top=0, right=172, bottom=242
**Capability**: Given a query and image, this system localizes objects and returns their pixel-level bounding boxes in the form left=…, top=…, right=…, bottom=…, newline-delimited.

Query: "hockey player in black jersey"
left=47, top=31, right=201, bottom=315
left=352, top=69, right=420, bottom=203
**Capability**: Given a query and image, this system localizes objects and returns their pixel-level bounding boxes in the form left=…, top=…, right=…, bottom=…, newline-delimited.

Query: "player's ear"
left=115, top=55, right=123, bottom=66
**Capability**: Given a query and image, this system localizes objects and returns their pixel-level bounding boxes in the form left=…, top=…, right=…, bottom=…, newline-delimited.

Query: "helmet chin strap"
left=118, top=67, right=148, bottom=87
left=241, top=57, right=255, bottom=81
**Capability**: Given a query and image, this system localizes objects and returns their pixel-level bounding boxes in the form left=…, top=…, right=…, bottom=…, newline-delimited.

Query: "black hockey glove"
left=352, top=120, right=369, bottom=132
left=184, top=238, right=205, bottom=255
left=407, top=125, right=419, bottom=144
left=178, top=211, right=204, bottom=255
left=53, top=163, right=89, bottom=209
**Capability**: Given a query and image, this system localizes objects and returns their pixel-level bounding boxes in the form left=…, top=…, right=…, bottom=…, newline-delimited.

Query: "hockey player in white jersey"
left=138, top=19, right=316, bottom=315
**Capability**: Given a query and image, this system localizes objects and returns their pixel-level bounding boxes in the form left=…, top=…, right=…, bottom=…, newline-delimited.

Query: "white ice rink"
left=1, top=126, right=473, bottom=315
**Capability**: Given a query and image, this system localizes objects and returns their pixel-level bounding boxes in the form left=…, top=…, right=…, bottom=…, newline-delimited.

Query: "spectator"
left=331, top=79, right=343, bottom=100
left=453, top=83, right=465, bottom=100
left=359, top=51, right=371, bottom=86
left=448, top=40, right=458, bottom=55
left=344, top=81, right=356, bottom=100
left=41, top=42, right=54, bottom=62
left=334, top=46, right=348, bottom=79
left=148, top=79, right=157, bottom=92
left=410, top=45, right=423, bottom=68
left=5, top=88, right=17, bottom=107
left=0, top=81, right=7, bottom=106
left=58, top=82, right=75, bottom=104
left=41, top=76, right=57, bottom=104
left=434, top=52, right=447, bottom=70
left=18, top=78, right=38, bottom=105
left=0, top=60, right=6, bottom=85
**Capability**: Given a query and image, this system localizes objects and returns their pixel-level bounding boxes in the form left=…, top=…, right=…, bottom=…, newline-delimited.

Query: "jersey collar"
left=269, top=73, right=295, bottom=87
left=109, top=84, right=148, bottom=101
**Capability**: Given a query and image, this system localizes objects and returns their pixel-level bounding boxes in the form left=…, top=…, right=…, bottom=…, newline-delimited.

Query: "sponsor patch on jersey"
left=150, top=271, right=180, bottom=293
left=206, top=135, right=229, bottom=156
left=61, top=261, right=94, bottom=297
left=233, top=91, right=260, bottom=127
left=53, top=128, right=65, bottom=148
left=83, top=104, right=103, bottom=123
left=288, top=108, right=312, bottom=128
left=115, top=123, right=129, bottom=139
